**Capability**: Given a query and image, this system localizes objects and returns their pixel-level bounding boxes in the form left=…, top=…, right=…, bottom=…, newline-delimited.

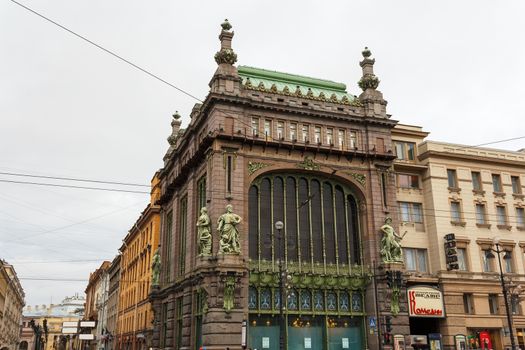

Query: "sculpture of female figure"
left=196, top=207, right=212, bottom=256
left=380, top=217, right=406, bottom=263
left=151, top=247, right=161, bottom=286
left=217, top=204, right=242, bottom=254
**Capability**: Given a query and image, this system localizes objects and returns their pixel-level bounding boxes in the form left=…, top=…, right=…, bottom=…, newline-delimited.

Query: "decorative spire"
left=167, top=111, right=182, bottom=146
left=214, top=19, right=237, bottom=65
left=358, top=47, right=380, bottom=91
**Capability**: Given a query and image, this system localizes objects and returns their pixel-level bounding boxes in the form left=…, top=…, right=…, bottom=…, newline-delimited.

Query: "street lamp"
left=486, top=239, right=516, bottom=350
left=274, top=220, right=286, bottom=350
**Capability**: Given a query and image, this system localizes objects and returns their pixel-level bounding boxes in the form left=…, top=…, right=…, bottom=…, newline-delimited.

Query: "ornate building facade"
left=85, top=261, right=111, bottom=350
left=150, top=21, right=401, bottom=350
left=116, top=175, right=160, bottom=350
left=0, top=260, right=24, bottom=350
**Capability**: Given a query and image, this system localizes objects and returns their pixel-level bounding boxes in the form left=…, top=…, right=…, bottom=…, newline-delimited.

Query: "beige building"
left=0, top=260, right=25, bottom=350
left=393, top=124, right=525, bottom=349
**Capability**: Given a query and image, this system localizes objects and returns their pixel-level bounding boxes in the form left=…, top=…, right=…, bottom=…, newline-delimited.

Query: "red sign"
left=407, top=286, right=445, bottom=318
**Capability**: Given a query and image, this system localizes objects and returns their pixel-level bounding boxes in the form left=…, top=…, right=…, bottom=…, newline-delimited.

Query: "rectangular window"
left=290, top=123, right=297, bottom=140
left=482, top=250, right=493, bottom=272
left=511, top=295, right=521, bottom=315
left=264, top=120, right=272, bottom=137
left=349, top=131, right=358, bottom=149
left=277, top=121, right=284, bottom=139
left=394, top=141, right=416, bottom=160
left=447, top=169, right=458, bottom=188
left=226, top=155, right=233, bottom=194
left=314, top=126, right=322, bottom=144
left=475, top=204, right=486, bottom=225
left=176, top=297, right=183, bottom=349
left=302, top=125, right=309, bottom=142
left=403, top=248, right=427, bottom=272
left=472, top=172, right=482, bottom=191
left=516, top=208, right=525, bottom=228
left=178, top=196, right=188, bottom=276
left=397, top=174, right=419, bottom=189
left=450, top=202, right=461, bottom=222
left=492, top=174, right=502, bottom=192
left=505, top=253, right=513, bottom=273
left=457, top=248, right=468, bottom=271
left=251, top=117, right=259, bottom=136
left=338, top=130, right=345, bottom=150
left=326, top=128, right=334, bottom=145
left=165, top=211, right=173, bottom=283
left=496, top=206, right=507, bottom=226
left=489, top=294, right=499, bottom=315
left=197, top=175, right=206, bottom=212
left=398, top=202, right=423, bottom=223
left=463, top=293, right=474, bottom=314
left=512, top=176, right=522, bottom=194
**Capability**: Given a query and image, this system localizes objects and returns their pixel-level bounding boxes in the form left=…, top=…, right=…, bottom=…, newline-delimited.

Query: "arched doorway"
left=247, top=173, right=369, bottom=350
left=19, top=342, right=29, bottom=350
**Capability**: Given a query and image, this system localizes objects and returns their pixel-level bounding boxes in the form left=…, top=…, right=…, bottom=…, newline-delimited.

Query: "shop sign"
left=407, top=286, right=445, bottom=318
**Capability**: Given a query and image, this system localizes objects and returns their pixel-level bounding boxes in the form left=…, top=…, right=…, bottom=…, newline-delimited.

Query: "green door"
left=287, top=316, right=324, bottom=350
left=248, top=315, right=280, bottom=350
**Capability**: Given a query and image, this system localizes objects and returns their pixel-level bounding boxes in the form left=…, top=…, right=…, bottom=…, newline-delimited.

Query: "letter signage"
left=407, top=286, right=445, bottom=318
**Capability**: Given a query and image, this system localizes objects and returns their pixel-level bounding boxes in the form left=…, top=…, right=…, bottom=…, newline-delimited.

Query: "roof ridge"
left=238, top=65, right=347, bottom=92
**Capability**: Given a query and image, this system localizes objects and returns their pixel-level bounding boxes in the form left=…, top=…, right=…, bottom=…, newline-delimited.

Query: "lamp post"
left=274, top=220, right=286, bottom=350
left=486, top=239, right=517, bottom=350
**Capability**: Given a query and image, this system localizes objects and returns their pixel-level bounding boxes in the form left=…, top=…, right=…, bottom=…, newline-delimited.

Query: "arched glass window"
left=248, top=174, right=362, bottom=266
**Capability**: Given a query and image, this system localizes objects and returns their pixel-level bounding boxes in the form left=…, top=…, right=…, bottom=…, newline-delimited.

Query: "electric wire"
left=0, top=171, right=149, bottom=187
left=0, top=179, right=149, bottom=193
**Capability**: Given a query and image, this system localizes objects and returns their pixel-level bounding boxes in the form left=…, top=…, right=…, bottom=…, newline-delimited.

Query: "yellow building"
left=0, top=260, right=25, bottom=350
left=393, top=124, right=525, bottom=349
left=117, top=174, right=160, bottom=350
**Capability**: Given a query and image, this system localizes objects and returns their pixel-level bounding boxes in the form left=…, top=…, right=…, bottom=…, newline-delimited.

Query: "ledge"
left=517, top=226, right=525, bottom=231
left=476, top=223, right=492, bottom=229
left=472, top=189, right=486, bottom=196
left=513, top=193, right=525, bottom=200
left=448, top=187, right=462, bottom=193
left=451, top=221, right=466, bottom=227
left=497, top=224, right=512, bottom=231
left=493, top=191, right=506, bottom=198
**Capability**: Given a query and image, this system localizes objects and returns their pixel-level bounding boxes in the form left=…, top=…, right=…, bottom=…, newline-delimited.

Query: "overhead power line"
left=0, top=171, right=149, bottom=187
left=0, top=179, right=149, bottom=194
left=9, top=0, right=203, bottom=103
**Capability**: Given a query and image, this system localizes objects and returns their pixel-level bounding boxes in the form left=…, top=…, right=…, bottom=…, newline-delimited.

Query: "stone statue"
left=151, top=248, right=161, bottom=286
left=217, top=205, right=242, bottom=254
left=223, top=276, right=236, bottom=312
left=196, top=207, right=212, bottom=256
left=380, top=217, right=407, bottom=263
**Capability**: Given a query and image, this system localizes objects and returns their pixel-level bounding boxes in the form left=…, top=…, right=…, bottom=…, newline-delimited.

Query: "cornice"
left=419, top=150, right=525, bottom=167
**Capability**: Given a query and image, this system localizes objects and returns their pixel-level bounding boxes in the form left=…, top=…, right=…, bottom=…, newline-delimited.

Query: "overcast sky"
left=1, top=0, right=524, bottom=305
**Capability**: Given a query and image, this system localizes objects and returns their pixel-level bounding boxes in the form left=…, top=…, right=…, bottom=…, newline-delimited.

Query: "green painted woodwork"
left=238, top=66, right=360, bottom=106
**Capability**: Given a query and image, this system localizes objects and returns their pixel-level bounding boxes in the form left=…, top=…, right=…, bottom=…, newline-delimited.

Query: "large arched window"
left=248, top=174, right=361, bottom=266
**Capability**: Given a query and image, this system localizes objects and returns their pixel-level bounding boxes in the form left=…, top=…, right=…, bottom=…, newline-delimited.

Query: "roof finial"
left=214, top=19, right=237, bottom=65
left=172, top=111, right=181, bottom=120
left=221, top=19, right=232, bottom=31
left=358, top=46, right=379, bottom=91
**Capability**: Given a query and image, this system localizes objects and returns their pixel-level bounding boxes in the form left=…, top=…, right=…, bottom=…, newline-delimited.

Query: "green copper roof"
left=238, top=66, right=359, bottom=106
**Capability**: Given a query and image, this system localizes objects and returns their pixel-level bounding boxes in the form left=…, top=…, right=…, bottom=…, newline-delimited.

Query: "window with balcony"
left=397, top=174, right=419, bottom=189
left=394, top=141, right=416, bottom=160
left=251, top=117, right=259, bottom=136
left=338, top=130, right=345, bottom=150
left=403, top=248, right=428, bottom=272
left=314, top=126, right=322, bottom=144
left=492, top=174, right=503, bottom=193
left=290, top=123, right=297, bottom=141
left=398, top=202, right=423, bottom=223
left=447, top=169, right=458, bottom=189
left=326, top=128, right=334, bottom=145
left=264, top=120, right=272, bottom=137
left=277, top=121, right=284, bottom=140
left=302, top=125, right=309, bottom=142
left=349, top=131, right=358, bottom=149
